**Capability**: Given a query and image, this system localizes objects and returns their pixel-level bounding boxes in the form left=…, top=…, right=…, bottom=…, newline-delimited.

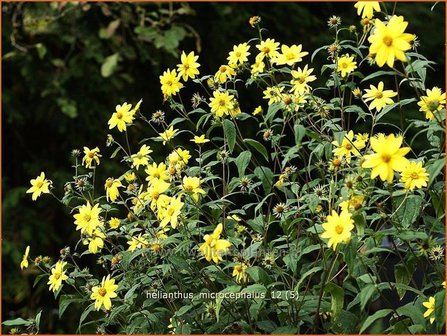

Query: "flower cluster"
left=17, top=2, right=445, bottom=334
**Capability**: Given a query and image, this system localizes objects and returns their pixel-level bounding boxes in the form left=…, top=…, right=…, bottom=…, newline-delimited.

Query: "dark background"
left=2, top=2, right=445, bottom=333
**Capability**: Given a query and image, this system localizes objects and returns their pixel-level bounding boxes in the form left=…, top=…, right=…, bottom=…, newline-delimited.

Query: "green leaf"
left=2, top=318, right=33, bottom=326
left=215, top=285, right=241, bottom=322
left=359, top=284, right=377, bottom=311
left=360, top=309, right=393, bottom=334
left=35, top=43, right=47, bottom=59
left=244, top=138, right=269, bottom=161
left=59, top=294, right=84, bottom=318
left=435, top=290, right=446, bottom=329
left=254, top=166, right=273, bottom=194
left=426, top=157, right=445, bottom=188
left=394, top=262, right=415, bottom=300
left=324, top=282, right=344, bottom=317
left=78, top=303, right=95, bottom=333
left=361, top=71, right=396, bottom=83
left=294, top=124, right=306, bottom=146
left=396, top=302, right=426, bottom=326
left=101, top=53, right=119, bottom=78
left=235, top=150, right=251, bottom=177
left=295, top=266, right=323, bottom=290
left=223, top=119, right=236, bottom=153
left=392, top=195, right=423, bottom=228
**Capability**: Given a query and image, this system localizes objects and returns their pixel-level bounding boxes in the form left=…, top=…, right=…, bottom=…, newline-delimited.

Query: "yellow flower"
left=182, top=176, right=206, bottom=201
left=82, top=146, right=102, bottom=169
left=158, top=196, right=184, bottom=228
left=198, top=223, right=232, bottom=263
left=214, top=65, right=236, bottom=84
left=47, top=261, right=68, bottom=292
left=368, top=16, right=414, bottom=67
left=90, top=275, right=118, bottom=311
left=124, top=171, right=136, bottom=183
left=249, top=16, right=261, bottom=27
left=227, top=42, right=251, bottom=66
left=263, top=86, right=284, bottom=105
left=354, top=1, right=381, bottom=19
left=273, top=44, right=308, bottom=66
left=26, top=172, right=50, bottom=201
left=253, top=106, right=263, bottom=116
left=337, top=54, right=357, bottom=78
left=353, top=87, right=362, bottom=98
left=104, top=178, right=123, bottom=202
left=108, top=217, right=121, bottom=229
left=168, top=148, right=191, bottom=169
left=362, top=81, right=397, bottom=111
left=256, top=38, right=280, bottom=61
left=83, top=228, right=106, bottom=254
left=191, top=135, right=210, bottom=144
left=251, top=59, right=265, bottom=76
left=177, top=51, right=200, bottom=81
left=417, top=87, right=446, bottom=120
left=129, top=99, right=143, bottom=118
left=159, top=126, right=178, bottom=145
left=73, top=202, right=102, bottom=235
left=131, top=144, right=152, bottom=169
left=422, top=296, right=435, bottom=324
left=229, top=99, right=241, bottom=117
left=20, top=246, right=30, bottom=270
left=320, top=210, right=354, bottom=250
left=362, top=134, right=410, bottom=183
left=160, top=69, right=183, bottom=97
left=332, top=130, right=365, bottom=163
left=127, top=234, right=150, bottom=251
left=232, top=263, right=248, bottom=283
left=146, top=178, right=171, bottom=211
left=227, top=214, right=242, bottom=222
left=145, top=162, right=169, bottom=184
left=290, top=65, right=316, bottom=94
left=209, top=90, right=234, bottom=118
left=340, top=195, right=365, bottom=212
left=108, top=102, right=133, bottom=132
left=400, top=161, right=429, bottom=191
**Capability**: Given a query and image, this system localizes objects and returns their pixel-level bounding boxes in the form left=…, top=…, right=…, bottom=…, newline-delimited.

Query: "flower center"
left=235, top=51, right=241, bottom=57
left=341, top=62, right=348, bottom=69
left=36, top=181, right=44, bottom=188
left=383, top=36, right=393, bottom=47
left=166, top=80, right=173, bottom=86
left=54, top=272, right=61, bottom=280
left=381, top=153, right=391, bottom=163
left=219, top=99, right=226, bottom=107
left=262, top=46, right=270, bottom=53
left=184, top=64, right=190, bottom=70
left=84, top=214, right=92, bottom=222
left=235, top=265, right=242, bottom=272
left=98, top=288, right=107, bottom=297
left=184, top=185, right=194, bottom=192
left=219, top=66, right=227, bottom=73
left=298, top=77, right=306, bottom=84
left=345, top=143, right=353, bottom=150
left=116, top=112, right=123, bottom=119
left=335, top=225, right=344, bottom=235
left=88, top=152, right=95, bottom=158
left=428, top=100, right=440, bottom=112
left=410, top=172, right=419, bottom=179
left=286, top=52, right=295, bottom=60
left=375, top=92, right=384, bottom=99
left=105, top=180, right=113, bottom=188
